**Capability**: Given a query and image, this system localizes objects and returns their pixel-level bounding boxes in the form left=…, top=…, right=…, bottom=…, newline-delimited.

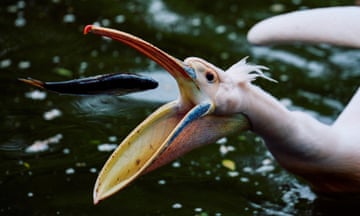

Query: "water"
left=1, top=0, right=359, bottom=215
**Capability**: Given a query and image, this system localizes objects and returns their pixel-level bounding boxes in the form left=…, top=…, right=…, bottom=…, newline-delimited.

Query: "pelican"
left=84, top=25, right=252, bottom=204
left=83, top=7, right=360, bottom=204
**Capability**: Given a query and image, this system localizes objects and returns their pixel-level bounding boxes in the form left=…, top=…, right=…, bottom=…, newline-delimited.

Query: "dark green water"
left=1, top=0, right=359, bottom=215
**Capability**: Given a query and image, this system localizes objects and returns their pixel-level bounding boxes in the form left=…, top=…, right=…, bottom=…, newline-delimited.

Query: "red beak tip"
left=83, top=25, right=94, bottom=35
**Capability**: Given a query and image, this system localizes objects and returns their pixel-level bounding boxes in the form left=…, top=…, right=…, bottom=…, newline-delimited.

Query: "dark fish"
left=19, top=73, right=158, bottom=96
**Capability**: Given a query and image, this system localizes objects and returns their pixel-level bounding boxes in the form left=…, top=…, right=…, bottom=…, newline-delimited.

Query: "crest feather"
left=226, top=57, right=277, bottom=83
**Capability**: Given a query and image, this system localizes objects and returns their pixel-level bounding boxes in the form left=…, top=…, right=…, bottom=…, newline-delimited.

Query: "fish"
left=19, top=73, right=158, bottom=96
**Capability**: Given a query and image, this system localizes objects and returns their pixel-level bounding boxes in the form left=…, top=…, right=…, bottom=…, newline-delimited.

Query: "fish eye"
left=205, top=72, right=215, bottom=83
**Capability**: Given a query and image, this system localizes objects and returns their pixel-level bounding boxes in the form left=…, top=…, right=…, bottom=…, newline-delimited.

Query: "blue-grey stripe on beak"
left=167, top=102, right=213, bottom=145
left=184, top=66, right=196, bottom=79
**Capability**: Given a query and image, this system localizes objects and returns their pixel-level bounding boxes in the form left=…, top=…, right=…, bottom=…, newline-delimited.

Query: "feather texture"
left=225, top=56, right=277, bottom=83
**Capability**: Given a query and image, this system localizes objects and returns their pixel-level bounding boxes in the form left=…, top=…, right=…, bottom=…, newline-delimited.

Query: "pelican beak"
left=84, top=25, right=249, bottom=204
left=84, top=25, right=196, bottom=96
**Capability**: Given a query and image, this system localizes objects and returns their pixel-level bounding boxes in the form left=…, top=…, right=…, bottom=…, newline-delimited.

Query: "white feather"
left=226, top=57, right=277, bottom=83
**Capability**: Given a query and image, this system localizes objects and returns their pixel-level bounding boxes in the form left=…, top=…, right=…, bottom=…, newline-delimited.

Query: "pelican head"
left=83, top=25, right=274, bottom=204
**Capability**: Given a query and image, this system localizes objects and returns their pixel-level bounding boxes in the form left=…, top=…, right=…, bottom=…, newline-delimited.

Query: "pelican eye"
left=205, top=72, right=215, bottom=83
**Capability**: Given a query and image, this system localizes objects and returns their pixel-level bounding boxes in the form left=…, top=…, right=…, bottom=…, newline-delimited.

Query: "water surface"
left=1, top=0, right=359, bottom=215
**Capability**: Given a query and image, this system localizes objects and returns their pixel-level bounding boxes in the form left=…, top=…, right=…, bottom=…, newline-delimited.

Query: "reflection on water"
left=25, top=133, right=63, bottom=153
left=25, top=89, right=47, bottom=100
left=129, top=71, right=179, bottom=102
left=1, top=0, right=359, bottom=215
